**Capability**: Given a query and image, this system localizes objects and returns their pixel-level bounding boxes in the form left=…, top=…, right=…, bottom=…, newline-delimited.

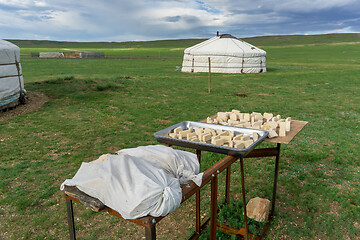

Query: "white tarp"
left=60, top=145, right=203, bottom=219
left=0, top=40, right=25, bottom=104
left=39, top=52, right=64, bottom=58
left=181, top=34, right=266, bottom=73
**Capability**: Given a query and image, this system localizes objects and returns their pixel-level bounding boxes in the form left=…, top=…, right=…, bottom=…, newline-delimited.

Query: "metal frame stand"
left=213, top=143, right=282, bottom=240
left=66, top=199, right=76, bottom=240
left=189, top=143, right=282, bottom=240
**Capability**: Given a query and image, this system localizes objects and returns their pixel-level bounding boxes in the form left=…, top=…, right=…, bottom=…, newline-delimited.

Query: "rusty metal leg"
left=196, top=150, right=201, bottom=164
left=225, top=166, right=231, bottom=204
left=196, top=150, right=202, bottom=234
left=240, top=157, right=249, bottom=240
left=196, top=190, right=201, bottom=234
left=66, top=198, right=76, bottom=240
left=270, top=143, right=281, bottom=218
left=145, top=225, right=156, bottom=240
left=210, top=174, right=218, bottom=240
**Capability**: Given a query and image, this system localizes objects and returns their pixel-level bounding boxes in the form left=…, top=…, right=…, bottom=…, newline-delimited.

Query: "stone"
left=233, top=134, right=244, bottom=141
left=174, top=126, right=183, bottom=134
left=229, top=113, right=238, bottom=121
left=206, top=117, right=213, bottom=123
left=211, top=138, right=224, bottom=146
left=169, top=133, right=177, bottom=138
left=195, top=128, right=203, bottom=135
left=219, top=135, right=232, bottom=143
left=268, top=129, right=278, bottom=138
left=237, top=112, right=244, bottom=119
left=243, top=140, right=254, bottom=148
left=199, top=133, right=212, bottom=142
left=243, top=113, right=250, bottom=121
left=246, top=197, right=271, bottom=222
left=242, top=134, right=250, bottom=141
left=279, top=121, right=286, bottom=137
left=179, top=129, right=191, bottom=138
left=187, top=132, right=196, bottom=140
left=285, top=117, right=291, bottom=132
left=243, top=122, right=252, bottom=128
left=234, top=141, right=245, bottom=148
left=252, top=121, right=262, bottom=129
left=263, top=112, right=273, bottom=120
left=189, top=136, right=199, bottom=142
left=250, top=116, right=255, bottom=124
left=217, top=112, right=229, bottom=122
left=253, top=132, right=259, bottom=141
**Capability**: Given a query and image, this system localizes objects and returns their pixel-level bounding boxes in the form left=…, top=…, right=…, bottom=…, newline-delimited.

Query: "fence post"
left=208, top=57, right=211, bottom=93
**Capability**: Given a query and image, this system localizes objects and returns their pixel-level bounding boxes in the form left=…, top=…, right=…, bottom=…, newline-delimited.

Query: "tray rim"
left=153, top=121, right=269, bottom=157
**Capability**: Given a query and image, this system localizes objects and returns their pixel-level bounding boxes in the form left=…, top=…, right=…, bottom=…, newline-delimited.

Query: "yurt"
left=0, top=40, right=26, bottom=110
left=182, top=34, right=266, bottom=73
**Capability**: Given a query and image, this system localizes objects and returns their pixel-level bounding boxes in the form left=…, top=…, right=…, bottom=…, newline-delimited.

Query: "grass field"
left=1, top=33, right=359, bottom=239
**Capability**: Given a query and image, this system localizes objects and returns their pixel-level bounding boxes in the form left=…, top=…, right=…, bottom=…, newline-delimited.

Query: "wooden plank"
left=64, top=187, right=161, bottom=228
left=64, top=186, right=105, bottom=212
left=216, top=223, right=259, bottom=240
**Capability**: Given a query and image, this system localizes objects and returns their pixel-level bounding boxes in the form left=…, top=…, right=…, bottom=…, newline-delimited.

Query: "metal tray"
left=154, top=121, right=269, bottom=157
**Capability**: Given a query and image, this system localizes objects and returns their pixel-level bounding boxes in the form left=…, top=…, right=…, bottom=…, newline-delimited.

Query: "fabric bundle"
left=61, top=145, right=203, bottom=219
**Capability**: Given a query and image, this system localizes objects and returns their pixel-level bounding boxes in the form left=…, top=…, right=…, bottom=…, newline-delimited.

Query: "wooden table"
left=63, top=120, right=307, bottom=240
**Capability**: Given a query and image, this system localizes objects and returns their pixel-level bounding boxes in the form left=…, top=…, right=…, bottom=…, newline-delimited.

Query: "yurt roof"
left=184, top=34, right=266, bottom=58
left=0, top=40, right=21, bottom=64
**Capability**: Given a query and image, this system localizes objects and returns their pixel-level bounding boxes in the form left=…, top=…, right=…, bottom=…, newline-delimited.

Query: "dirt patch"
left=0, top=91, right=50, bottom=121
left=170, top=48, right=185, bottom=51
left=234, top=93, right=248, bottom=97
left=329, top=201, right=341, bottom=216
left=61, top=48, right=81, bottom=52
left=155, top=119, right=172, bottom=125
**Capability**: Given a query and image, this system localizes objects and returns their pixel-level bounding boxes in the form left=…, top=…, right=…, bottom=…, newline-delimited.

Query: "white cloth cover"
left=116, top=145, right=203, bottom=186
left=60, top=145, right=203, bottom=219
left=0, top=40, right=25, bottom=103
left=39, top=52, right=64, bottom=58
left=181, top=34, right=266, bottom=73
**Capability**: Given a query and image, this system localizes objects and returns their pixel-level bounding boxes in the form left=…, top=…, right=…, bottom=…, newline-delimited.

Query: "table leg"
left=225, top=166, right=231, bottom=204
left=239, top=157, right=249, bottom=240
left=196, top=150, right=201, bottom=234
left=210, top=174, right=218, bottom=240
left=66, top=198, right=76, bottom=240
left=270, top=143, right=281, bottom=218
left=145, top=225, right=156, bottom=240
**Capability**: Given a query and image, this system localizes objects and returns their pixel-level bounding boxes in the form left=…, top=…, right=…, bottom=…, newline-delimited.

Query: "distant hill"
left=6, top=33, right=360, bottom=49
left=245, top=33, right=360, bottom=47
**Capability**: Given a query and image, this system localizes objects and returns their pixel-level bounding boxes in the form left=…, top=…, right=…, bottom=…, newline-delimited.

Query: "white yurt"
left=0, top=40, right=26, bottom=110
left=182, top=34, right=266, bottom=73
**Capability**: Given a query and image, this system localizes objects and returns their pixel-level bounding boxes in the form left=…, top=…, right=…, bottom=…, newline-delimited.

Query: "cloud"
left=0, top=0, right=359, bottom=41
left=0, top=0, right=48, bottom=8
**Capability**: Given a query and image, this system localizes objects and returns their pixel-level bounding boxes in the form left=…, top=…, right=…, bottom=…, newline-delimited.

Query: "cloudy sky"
left=1, top=0, right=359, bottom=42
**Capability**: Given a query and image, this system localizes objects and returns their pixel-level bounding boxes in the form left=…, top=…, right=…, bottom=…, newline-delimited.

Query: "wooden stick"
left=208, top=57, right=211, bottom=93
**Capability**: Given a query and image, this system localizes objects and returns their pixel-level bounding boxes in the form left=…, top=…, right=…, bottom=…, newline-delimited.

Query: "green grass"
left=1, top=33, right=359, bottom=239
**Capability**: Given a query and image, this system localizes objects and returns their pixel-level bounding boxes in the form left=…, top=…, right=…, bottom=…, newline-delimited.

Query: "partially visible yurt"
left=182, top=34, right=266, bottom=73
left=0, top=40, right=26, bottom=110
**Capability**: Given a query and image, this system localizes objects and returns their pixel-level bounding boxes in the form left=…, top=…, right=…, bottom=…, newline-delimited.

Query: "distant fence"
left=38, top=52, right=105, bottom=59
left=80, top=52, right=105, bottom=58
